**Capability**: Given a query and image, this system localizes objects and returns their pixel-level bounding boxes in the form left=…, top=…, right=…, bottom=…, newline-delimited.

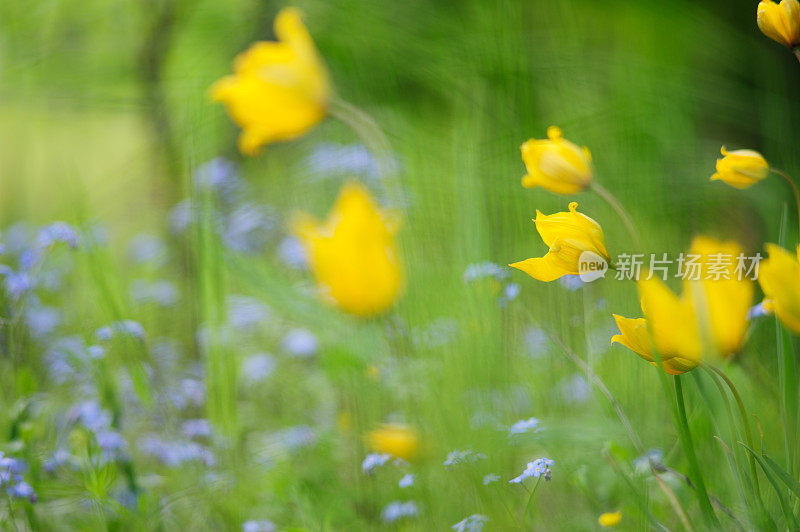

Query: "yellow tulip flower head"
left=520, top=126, right=593, bottom=194
left=366, top=424, right=419, bottom=461
left=759, top=244, right=800, bottom=333
left=757, top=0, right=800, bottom=48
left=710, top=147, right=769, bottom=189
left=598, top=511, right=623, bottom=528
left=211, top=7, right=330, bottom=156
left=510, top=202, right=609, bottom=282
left=293, top=181, right=403, bottom=318
left=613, top=237, right=753, bottom=373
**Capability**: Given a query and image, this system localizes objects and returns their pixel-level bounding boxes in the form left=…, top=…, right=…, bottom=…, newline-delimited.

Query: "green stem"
left=772, top=168, right=800, bottom=239
left=708, top=366, right=760, bottom=494
left=590, top=181, right=642, bottom=250
left=674, top=375, right=718, bottom=526
left=520, top=477, right=542, bottom=528
left=328, top=97, right=405, bottom=211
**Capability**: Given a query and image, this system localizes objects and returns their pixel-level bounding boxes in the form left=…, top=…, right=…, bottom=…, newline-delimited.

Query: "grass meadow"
left=1, top=0, right=800, bottom=529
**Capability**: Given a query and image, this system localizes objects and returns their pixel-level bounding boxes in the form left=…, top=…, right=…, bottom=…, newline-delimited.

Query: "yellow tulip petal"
left=509, top=253, right=570, bottom=282
left=294, top=181, right=403, bottom=317
left=759, top=243, right=800, bottom=333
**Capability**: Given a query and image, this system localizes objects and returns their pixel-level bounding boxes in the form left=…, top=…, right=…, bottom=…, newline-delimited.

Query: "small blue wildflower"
left=71, top=400, right=113, bottom=432
left=411, top=317, right=458, bottom=349
left=499, top=282, right=521, bottom=307
left=43, top=449, right=74, bottom=473
left=95, top=320, right=145, bottom=342
left=633, top=449, right=665, bottom=475
left=558, top=374, right=590, bottom=404
left=443, top=449, right=487, bottom=467
left=306, top=143, right=382, bottom=180
left=362, top=453, right=392, bottom=473
left=463, top=261, right=508, bottom=284
left=482, top=473, right=500, bottom=485
left=223, top=202, right=275, bottom=254
left=524, top=327, right=551, bottom=358
left=8, top=480, right=35, bottom=501
left=194, top=157, right=242, bottom=205
left=277, top=235, right=308, bottom=270
left=130, top=279, right=178, bottom=307
left=452, top=514, right=488, bottom=532
left=398, top=473, right=415, bottom=488
left=747, top=301, right=771, bottom=320
left=242, top=520, right=276, bottom=532
left=169, top=200, right=193, bottom=235
left=508, top=417, right=542, bottom=436
left=182, top=419, right=213, bottom=439
left=2, top=269, right=32, bottom=300
left=37, top=222, right=79, bottom=249
left=25, top=302, right=61, bottom=337
left=380, top=501, right=419, bottom=523
left=274, top=425, right=317, bottom=452
left=241, top=353, right=276, bottom=384
left=95, top=430, right=127, bottom=460
left=281, top=328, right=318, bottom=359
left=168, top=379, right=206, bottom=410
left=509, top=458, right=554, bottom=483
left=559, top=274, right=584, bottom=291
left=128, top=233, right=168, bottom=265
left=139, top=435, right=215, bottom=467
left=227, top=296, right=271, bottom=330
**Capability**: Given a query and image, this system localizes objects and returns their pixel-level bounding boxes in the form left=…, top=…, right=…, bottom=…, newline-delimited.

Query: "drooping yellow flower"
left=520, top=126, right=593, bottom=194
left=366, top=424, right=419, bottom=461
left=757, top=0, right=800, bottom=48
left=758, top=244, right=800, bottom=333
left=710, top=147, right=769, bottom=189
left=613, top=237, right=753, bottom=372
left=293, top=181, right=403, bottom=317
left=211, top=7, right=330, bottom=156
left=510, top=202, right=609, bottom=282
left=598, top=511, right=623, bottom=528
left=611, top=315, right=698, bottom=375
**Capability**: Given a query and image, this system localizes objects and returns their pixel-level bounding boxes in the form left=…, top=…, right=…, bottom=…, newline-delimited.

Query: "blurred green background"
left=1, top=0, right=799, bottom=529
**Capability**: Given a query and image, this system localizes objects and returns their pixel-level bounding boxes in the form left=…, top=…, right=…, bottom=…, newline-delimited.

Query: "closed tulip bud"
left=520, top=126, right=593, bottom=194
left=211, top=8, right=330, bottom=156
left=757, top=0, right=800, bottom=48
left=710, top=147, right=769, bottom=189
left=293, top=182, right=403, bottom=318
left=510, top=202, right=609, bottom=282
left=758, top=244, right=800, bottom=334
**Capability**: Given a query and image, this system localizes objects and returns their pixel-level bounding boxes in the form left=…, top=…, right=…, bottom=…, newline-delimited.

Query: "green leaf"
left=740, top=443, right=799, bottom=529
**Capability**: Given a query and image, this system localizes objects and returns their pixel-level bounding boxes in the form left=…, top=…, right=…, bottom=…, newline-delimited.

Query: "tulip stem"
left=589, top=182, right=642, bottom=250
left=329, top=97, right=405, bottom=211
left=673, top=375, right=719, bottom=527
left=771, top=168, right=800, bottom=239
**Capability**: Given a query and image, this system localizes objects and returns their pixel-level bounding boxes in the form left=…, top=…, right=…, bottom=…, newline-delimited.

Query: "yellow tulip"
left=613, top=237, right=753, bottom=372
left=758, top=244, right=800, bottom=333
left=366, top=424, right=419, bottom=461
left=612, top=315, right=698, bottom=375
left=510, top=202, right=609, bottom=282
left=520, top=126, right=593, bottom=194
left=598, top=511, right=623, bottom=528
left=757, top=0, right=800, bottom=48
left=293, top=181, right=403, bottom=317
left=710, top=147, right=769, bottom=189
left=211, top=7, right=330, bottom=156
